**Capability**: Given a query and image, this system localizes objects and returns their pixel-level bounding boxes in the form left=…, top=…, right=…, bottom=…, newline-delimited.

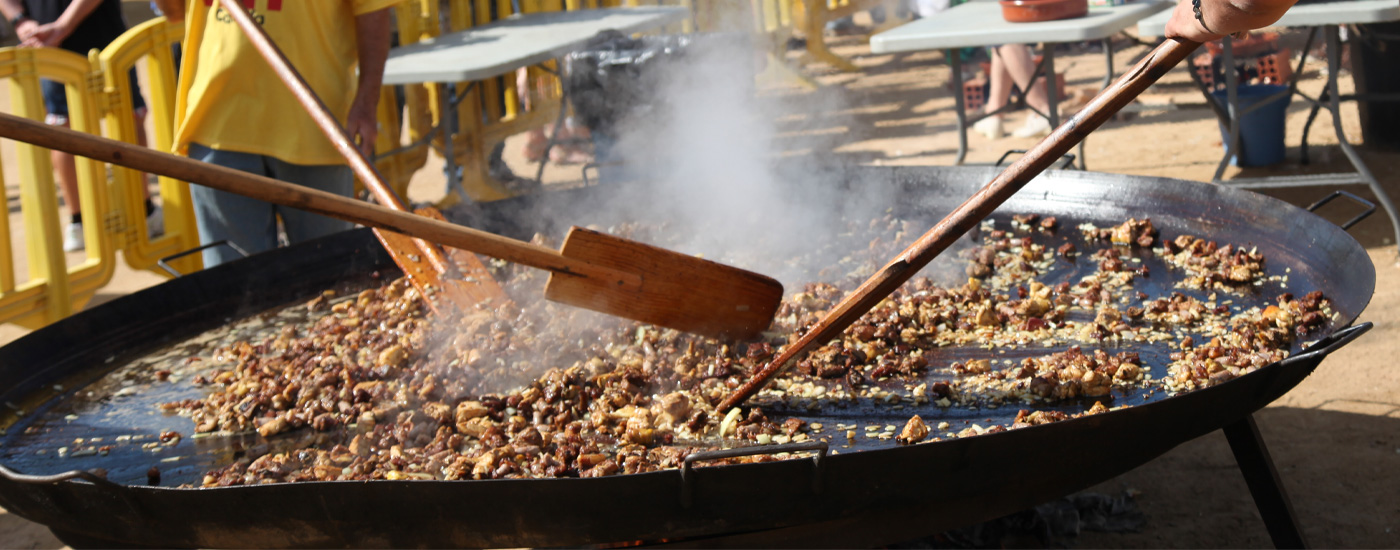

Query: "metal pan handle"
left=995, top=150, right=1077, bottom=170
left=0, top=462, right=145, bottom=521
left=0, top=462, right=122, bottom=488
left=156, top=240, right=250, bottom=277
left=1307, top=190, right=1375, bottom=231
left=680, top=440, right=828, bottom=508
left=1279, top=322, right=1372, bottom=368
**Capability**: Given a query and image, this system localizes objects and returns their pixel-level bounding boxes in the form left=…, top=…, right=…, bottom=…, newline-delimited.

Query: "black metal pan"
left=0, top=166, right=1374, bottom=548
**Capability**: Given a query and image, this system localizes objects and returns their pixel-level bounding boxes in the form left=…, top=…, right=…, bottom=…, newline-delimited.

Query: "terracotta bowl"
left=1000, top=0, right=1089, bottom=22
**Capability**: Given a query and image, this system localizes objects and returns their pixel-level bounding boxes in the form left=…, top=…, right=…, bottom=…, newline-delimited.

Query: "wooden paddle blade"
left=373, top=226, right=505, bottom=314
left=412, top=206, right=510, bottom=305
left=545, top=227, right=783, bottom=340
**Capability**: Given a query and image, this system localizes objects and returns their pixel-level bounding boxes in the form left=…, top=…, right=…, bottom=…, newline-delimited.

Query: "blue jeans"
left=42, top=69, right=146, bottom=119
left=188, top=143, right=353, bottom=267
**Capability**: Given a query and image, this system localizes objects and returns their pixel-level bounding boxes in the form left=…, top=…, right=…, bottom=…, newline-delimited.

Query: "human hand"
left=1164, top=0, right=1222, bottom=43
left=13, top=18, right=38, bottom=43
left=20, top=21, right=71, bottom=47
left=345, top=93, right=379, bottom=160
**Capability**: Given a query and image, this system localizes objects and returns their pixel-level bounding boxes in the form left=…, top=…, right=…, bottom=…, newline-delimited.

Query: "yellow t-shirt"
left=173, top=0, right=400, bottom=166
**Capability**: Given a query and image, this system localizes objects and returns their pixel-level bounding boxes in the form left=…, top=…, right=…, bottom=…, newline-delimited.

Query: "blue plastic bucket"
left=1213, top=84, right=1291, bottom=167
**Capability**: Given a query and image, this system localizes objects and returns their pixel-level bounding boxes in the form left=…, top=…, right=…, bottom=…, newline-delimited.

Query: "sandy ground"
left=1, top=22, right=1398, bottom=548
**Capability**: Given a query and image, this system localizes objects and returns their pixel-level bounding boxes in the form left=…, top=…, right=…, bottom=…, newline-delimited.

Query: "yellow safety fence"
left=792, top=0, right=908, bottom=71
left=0, top=16, right=198, bottom=330
left=0, top=0, right=704, bottom=329
left=745, top=0, right=906, bottom=85
left=375, top=0, right=695, bottom=206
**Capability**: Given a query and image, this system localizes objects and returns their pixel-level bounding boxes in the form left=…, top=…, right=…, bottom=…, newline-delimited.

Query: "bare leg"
left=975, top=47, right=1013, bottom=139
left=134, top=108, right=153, bottom=203
left=985, top=48, right=1013, bottom=117
left=47, top=118, right=81, bottom=219
left=58, top=111, right=154, bottom=213
left=997, top=44, right=1054, bottom=138
left=997, top=44, right=1050, bottom=115
left=53, top=146, right=79, bottom=219
left=518, top=67, right=549, bottom=162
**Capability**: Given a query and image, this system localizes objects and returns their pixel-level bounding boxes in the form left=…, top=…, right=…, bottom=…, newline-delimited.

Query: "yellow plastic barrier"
left=791, top=0, right=906, bottom=72
left=743, top=0, right=903, bottom=84
left=369, top=0, right=439, bottom=200
left=373, top=0, right=699, bottom=205
left=425, top=0, right=568, bottom=204
left=0, top=48, right=110, bottom=328
left=0, top=16, right=203, bottom=329
left=98, top=17, right=202, bottom=276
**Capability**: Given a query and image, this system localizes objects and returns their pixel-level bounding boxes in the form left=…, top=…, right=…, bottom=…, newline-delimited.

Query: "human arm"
left=153, top=0, right=185, bottom=22
left=18, top=0, right=104, bottom=47
left=1164, top=0, right=1298, bottom=42
left=346, top=7, right=391, bottom=159
left=0, top=0, right=37, bottom=42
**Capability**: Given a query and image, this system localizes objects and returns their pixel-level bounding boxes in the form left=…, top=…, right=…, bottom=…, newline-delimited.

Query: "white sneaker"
left=147, top=205, right=165, bottom=238
left=1012, top=114, right=1053, bottom=138
left=63, top=222, right=84, bottom=252
left=972, top=116, right=1004, bottom=139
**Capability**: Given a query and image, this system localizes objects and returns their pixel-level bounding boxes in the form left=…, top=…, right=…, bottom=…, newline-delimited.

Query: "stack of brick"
left=1195, top=32, right=1293, bottom=89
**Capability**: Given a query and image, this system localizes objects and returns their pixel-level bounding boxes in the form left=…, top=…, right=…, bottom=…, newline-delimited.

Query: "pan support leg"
left=1222, top=414, right=1307, bottom=549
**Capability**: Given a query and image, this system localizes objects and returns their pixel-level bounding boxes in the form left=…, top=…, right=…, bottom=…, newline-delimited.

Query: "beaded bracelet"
left=1191, top=0, right=1249, bottom=39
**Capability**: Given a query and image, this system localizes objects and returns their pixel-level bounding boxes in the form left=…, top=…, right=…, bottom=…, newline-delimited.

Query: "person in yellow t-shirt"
left=156, top=0, right=398, bottom=266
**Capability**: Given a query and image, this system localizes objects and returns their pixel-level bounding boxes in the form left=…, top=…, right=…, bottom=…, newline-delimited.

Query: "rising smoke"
left=588, top=17, right=968, bottom=289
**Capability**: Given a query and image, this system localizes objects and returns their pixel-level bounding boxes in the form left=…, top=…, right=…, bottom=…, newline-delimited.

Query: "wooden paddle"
left=717, top=38, right=1202, bottom=412
left=217, top=0, right=781, bottom=338
left=0, top=113, right=783, bottom=339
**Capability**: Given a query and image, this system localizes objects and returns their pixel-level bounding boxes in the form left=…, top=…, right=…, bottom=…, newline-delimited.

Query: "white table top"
left=383, top=7, right=689, bottom=85
left=1136, top=0, right=1400, bottom=37
left=870, top=0, right=1172, bottom=52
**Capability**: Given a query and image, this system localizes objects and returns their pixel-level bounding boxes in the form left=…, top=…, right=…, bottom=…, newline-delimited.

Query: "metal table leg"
left=1290, top=27, right=1320, bottom=165
left=442, top=83, right=466, bottom=200
left=1299, top=89, right=1325, bottom=165
left=1321, top=25, right=1400, bottom=252
left=950, top=49, right=967, bottom=166
left=1042, top=44, right=1058, bottom=130
left=1075, top=36, right=1116, bottom=170
left=1204, top=25, right=1399, bottom=255
left=1214, top=37, right=1241, bottom=181
left=1222, top=415, right=1307, bottom=549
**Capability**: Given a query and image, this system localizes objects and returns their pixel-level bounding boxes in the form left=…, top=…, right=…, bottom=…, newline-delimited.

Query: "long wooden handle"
left=0, top=112, right=638, bottom=287
left=718, top=38, right=1202, bottom=413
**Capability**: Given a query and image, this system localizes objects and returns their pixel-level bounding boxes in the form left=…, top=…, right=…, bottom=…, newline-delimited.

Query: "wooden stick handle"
left=0, top=112, right=638, bottom=287
left=718, top=38, right=1201, bottom=413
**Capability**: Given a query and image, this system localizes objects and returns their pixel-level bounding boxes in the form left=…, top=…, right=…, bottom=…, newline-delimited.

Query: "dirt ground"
left=1, top=21, right=1398, bottom=549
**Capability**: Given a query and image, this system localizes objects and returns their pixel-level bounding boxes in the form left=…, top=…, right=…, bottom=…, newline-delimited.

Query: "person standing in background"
left=155, top=0, right=398, bottom=267
left=0, top=0, right=163, bottom=252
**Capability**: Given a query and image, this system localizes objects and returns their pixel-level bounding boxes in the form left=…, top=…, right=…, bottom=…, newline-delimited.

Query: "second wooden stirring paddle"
left=718, top=38, right=1201, bottom=411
